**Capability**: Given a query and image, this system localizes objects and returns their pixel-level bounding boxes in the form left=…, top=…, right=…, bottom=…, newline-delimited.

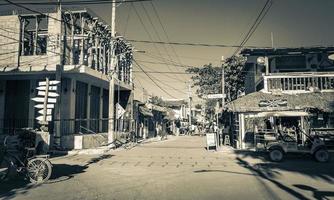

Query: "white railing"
left=263, top=72, right=334, bottom=93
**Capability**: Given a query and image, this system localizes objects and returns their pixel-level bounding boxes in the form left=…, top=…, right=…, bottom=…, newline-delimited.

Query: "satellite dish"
left=328, top=54, right=334, bottom=60
left=257, top=57, right=265, bottom=65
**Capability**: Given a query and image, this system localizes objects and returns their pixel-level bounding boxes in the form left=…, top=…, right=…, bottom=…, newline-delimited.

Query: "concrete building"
left=0, top=8, right=134, bottom=149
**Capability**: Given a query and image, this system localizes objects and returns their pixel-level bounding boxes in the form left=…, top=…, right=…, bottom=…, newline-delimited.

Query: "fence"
left=264, top=72, right=334, bottom=92
left=0, top=119, right=36, bottom=135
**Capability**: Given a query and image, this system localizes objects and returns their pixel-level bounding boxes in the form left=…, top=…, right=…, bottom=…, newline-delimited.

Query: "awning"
left=139, top=106, right=153, bottom=117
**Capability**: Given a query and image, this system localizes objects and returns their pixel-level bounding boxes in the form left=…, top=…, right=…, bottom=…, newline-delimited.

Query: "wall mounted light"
left=257, top=57, right=265, bottom=65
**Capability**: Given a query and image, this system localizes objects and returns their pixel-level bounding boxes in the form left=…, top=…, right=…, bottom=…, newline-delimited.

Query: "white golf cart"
left=267, top=130, right=330, bottom=162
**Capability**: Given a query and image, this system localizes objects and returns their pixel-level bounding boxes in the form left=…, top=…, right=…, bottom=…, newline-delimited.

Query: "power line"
left=132, top=61, right=187, bottom=82
left=0, top=0, right=151, bottom=6
left=127, top=39, right=271, bottom=48
left=142, top=2, right=186, bottom=81
left=149, top=2, right=185, bottom=68
left=131, top=3, right=185, bottom=82
left=232, top=0, right=273, bottom=56
left=122, top=3, right=132, bottom=36
left=133, top=59, right=177, bottom=98
left=135, top=72, right=187, bottom=95
left=3, top=0, right=134, bottom=42
left=135, top=60, right=192, bottom=67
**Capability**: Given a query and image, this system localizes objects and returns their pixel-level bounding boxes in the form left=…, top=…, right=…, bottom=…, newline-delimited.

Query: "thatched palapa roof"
left=226, top=92, right=334, bottom=113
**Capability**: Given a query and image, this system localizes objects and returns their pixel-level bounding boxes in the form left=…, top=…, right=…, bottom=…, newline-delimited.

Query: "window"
left=20, top=15, right=48, bottom=56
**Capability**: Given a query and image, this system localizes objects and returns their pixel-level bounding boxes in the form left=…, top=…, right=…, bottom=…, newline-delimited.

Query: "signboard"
left=207, top=94, right=226, bottom=99
left=34, top=104, right=54, bottom=109
left=38, top=80, right=60, bottom=86
left=32, top=97, right=57, bottom=103
left=38, top=91, right=59, bottom=97
left=36, top=115, right=52, bottom=122
left=206, top=133, right=217, bottom=150
left=259, top=99, right=287, bottom=107
left=36, top=86, right=57, bottom=91
left=32, top=78, right=60, bottom=126
left=38, top=109, right=52, bottom=115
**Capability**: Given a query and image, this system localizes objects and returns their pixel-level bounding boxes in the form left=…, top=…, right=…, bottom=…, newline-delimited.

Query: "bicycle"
left=0, top=135, right=53, bottom=184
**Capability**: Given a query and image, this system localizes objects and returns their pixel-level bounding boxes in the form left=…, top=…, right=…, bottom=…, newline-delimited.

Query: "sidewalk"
left=50, top=135, right=177, bottom=156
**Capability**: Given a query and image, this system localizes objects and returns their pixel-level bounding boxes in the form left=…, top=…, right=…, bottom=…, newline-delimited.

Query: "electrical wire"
left=140, top=2, right=186, bottom=81
left=0, top=0, right=151, bottom=6
left=133, top=59, right=177, bottom=98
left=127, top=39, right=271, bottom=48
left=232, top=0, right=273, bottom=56
left=131, top=3, right=185, bottom=83
left=149, top=2, right=185, bottom=70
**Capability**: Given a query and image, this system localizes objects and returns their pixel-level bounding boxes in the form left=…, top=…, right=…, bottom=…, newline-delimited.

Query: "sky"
left=2, top=0, right=334, bottom=103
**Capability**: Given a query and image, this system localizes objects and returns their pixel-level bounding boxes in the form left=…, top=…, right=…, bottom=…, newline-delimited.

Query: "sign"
left=36, top=115, right=52, bottom=122
left=207, top=94, right=225, bottom=99
left=39, top=80, right=60, bottom=86
left=38, top=109, right=52, bottom=115
left=38, top=91, right=59, bottom=97
left=36, top=86, right=57, bottom=91
left=259, top=99, right=287, bottom=107
left=34, top=104, right=54, bottom=109
left=206, top=133, right=217, bottom=150
left=116, top=103, right=126, bottom=119
left=32, top=97, right=57, bottom=103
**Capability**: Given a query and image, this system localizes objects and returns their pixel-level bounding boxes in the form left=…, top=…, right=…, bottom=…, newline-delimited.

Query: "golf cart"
left=267, top=130, right=330, bottom=162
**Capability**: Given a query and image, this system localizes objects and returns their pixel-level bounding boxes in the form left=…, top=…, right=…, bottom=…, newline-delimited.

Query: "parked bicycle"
left=0, top=132, right=52, bottom=184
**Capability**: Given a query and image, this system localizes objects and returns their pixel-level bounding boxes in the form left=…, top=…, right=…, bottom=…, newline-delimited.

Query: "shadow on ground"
left=234, top=155, right=334, bottom=200
left=234, top=150, right=334, bottom=183
left=0, top=154, right=114, bottom=200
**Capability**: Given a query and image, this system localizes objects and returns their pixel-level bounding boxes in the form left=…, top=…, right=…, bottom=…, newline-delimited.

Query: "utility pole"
left=188, top=82, right=192, bottom=132
left=221, top=56, right=225, bottom=109
left=108, top=1, right=116, bottom=144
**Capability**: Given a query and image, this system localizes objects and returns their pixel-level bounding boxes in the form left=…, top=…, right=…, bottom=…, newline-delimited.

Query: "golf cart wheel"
left=269, top=148, right=284, bottom=162
left=314, top=149, right=330, bottom=163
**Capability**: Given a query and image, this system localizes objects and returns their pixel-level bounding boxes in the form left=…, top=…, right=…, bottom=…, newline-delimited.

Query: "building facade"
left=226, top=47, right=334, bottom=149
left=0, top=8, right=134, bottom=148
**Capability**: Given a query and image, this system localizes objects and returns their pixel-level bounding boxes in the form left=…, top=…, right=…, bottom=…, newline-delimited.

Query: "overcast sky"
left=2, top=0, right=334, bottom=102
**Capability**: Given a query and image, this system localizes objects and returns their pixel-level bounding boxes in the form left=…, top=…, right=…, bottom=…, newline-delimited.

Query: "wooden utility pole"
left=108, top=1, right=116, bottom=144
left=188, top=82, right=192, bottom=131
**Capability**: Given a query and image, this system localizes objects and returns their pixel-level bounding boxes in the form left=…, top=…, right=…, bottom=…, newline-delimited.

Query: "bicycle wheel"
left=27, top=158, right=52, bottom=184
left=0, top=158, right=10, bottom=181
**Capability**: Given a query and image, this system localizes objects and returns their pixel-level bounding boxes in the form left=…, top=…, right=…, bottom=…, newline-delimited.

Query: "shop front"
left=225, top=92, right=334, bottom=150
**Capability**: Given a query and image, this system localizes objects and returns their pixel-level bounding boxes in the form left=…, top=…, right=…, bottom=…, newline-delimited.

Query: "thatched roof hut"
left=226, top=91, right=334, bottom=113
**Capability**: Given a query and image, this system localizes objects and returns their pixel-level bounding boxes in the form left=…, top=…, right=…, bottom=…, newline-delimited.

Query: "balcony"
left=263, top=72, right=334, bottom=93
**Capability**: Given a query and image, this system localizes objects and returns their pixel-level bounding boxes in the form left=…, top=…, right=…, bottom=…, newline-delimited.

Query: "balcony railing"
left=263, top=72, right=334, bottom=93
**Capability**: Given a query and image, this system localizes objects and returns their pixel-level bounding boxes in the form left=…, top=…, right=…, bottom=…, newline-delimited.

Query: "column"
left=99, top=87, right=104, bottom=132
left=86, top=83, right=91, bottom=129
left=0, top=80, right=6, bottom=133
left=28, top=79, right=36, bottom=128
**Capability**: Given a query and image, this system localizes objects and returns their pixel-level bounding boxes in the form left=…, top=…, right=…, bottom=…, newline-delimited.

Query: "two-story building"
left=226, top=47, right=334, bottom=149
left=0, top=8, right=134, bottom=149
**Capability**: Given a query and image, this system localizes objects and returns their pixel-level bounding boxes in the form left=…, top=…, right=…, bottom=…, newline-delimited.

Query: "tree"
left=223, top=55, right=246, bottom=102
left=186, top=55, right=246, bottom=118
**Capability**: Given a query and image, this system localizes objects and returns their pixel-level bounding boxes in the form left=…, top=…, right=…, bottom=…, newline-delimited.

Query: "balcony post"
left=264, top=57, right=269, bottom=75
left=263, top=76, right=268, bottom=92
